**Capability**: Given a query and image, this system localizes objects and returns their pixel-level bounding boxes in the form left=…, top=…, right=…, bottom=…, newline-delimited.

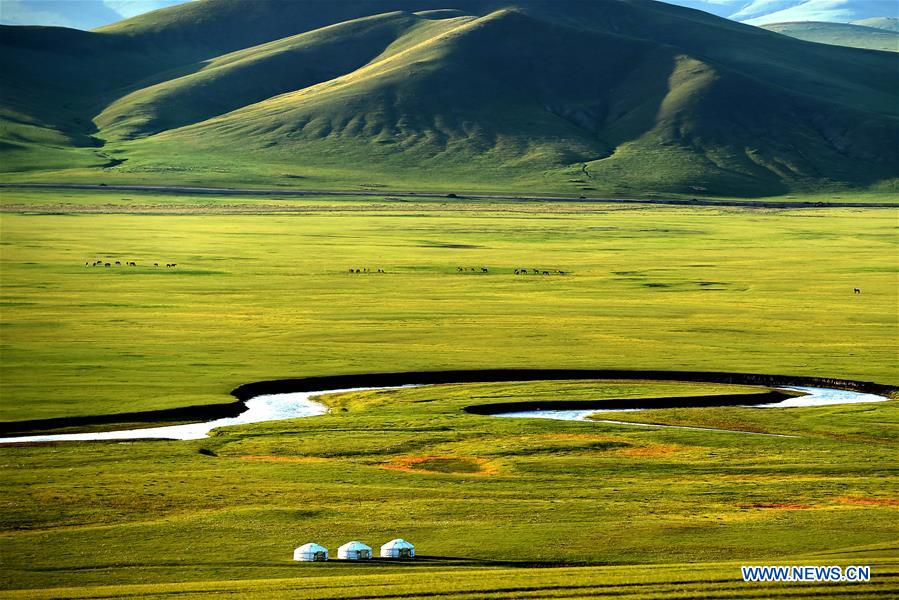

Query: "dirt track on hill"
left=2, top=183, right=896, bottom=209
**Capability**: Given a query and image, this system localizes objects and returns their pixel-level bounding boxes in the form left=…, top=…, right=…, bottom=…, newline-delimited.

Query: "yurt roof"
left=381, top=538, right=413, bottom=548
left=339, top=541, right=371, bottom=551
left=297, top=542, right=327, bottom=552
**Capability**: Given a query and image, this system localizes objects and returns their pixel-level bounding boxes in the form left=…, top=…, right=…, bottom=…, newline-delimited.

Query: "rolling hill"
left=1, top=0, right=897, bottom=197
left=852, top=17, right=899, bottom=32
left=762, top=21, right=899, bottom=51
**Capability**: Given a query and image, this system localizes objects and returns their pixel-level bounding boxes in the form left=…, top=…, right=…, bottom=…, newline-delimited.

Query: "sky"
left=0, top=0, right=895, bottom=30
left=0, top=0, right=191, bottom=29
left=666, top=0, right=897, bottom=25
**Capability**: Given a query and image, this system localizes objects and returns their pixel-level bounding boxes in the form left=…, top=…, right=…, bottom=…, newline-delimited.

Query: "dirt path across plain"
left=2, top=183, right=896, bottom=209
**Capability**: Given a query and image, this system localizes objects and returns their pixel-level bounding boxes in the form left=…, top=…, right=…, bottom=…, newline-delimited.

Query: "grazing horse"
left=104, top=263, right=110, bottom=267
left=542, top=271, right=549, bottom=275
left=481, top=268, right=488, bottom=273
left=854, top=288, right=861, bottom=294
left=154, top=263, right=159, bottom=267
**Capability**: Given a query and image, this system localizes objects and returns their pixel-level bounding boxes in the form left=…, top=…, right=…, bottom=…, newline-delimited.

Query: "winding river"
left=493, top=386, right=890, bottom=438
left=0, top=384, right=888, bottom=444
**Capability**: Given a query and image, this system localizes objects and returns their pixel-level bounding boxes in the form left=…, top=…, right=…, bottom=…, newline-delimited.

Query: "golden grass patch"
left=833, top=496, right=899, bottom=507
left=618, top=443, right=691, bottom=457
left=381, top=455, right=498, bottom=476
left=739, top=502, right=814, bottom=510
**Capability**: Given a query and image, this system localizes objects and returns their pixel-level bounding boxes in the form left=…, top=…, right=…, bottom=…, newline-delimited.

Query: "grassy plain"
left=1, top=192, right=897, bottom=597
left=5, top=562, right=899, bottom=599
left=1, top=190, right=897, bottom=422
left=1, top=381, right=897, bottom=596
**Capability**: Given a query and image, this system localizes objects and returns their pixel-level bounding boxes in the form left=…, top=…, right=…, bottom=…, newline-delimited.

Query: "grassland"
left=4, top=562, right=899, bottom=599
left=1, top=190, right=897, bottom=422
left=1, top=380, right=897, bottom=596
left=1, top=192, right=897, bottom=597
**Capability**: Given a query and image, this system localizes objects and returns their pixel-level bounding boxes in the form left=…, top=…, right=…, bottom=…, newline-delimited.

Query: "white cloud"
left=729, top=0, right=806, bottom=21
left=741, top=0, right=858, bottom=24
left=663, top=0, right=896, bottom=24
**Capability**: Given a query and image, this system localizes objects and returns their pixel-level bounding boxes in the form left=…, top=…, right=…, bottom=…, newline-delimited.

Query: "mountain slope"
left=0, top=24, right=196, bottom=171
left=851, top=17, right=899, bottom=32
left=88, top=0, right=898, bottom=116
left=1, top=0, right=897, bottom=197
left=96, top=11, right=471, bottom=140
left=138, top=10, right=666, bottom=168
left=762, top=21, right=899, bottom=51
left=130, top=8, right=895, bottom=195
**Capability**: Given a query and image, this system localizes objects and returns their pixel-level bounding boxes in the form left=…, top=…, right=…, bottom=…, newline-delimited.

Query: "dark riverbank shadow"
left=1, top=369, right=893, bottom=436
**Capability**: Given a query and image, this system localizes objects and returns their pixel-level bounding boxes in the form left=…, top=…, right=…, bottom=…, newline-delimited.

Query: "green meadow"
left=1, top=191, right=897, bottom=597
left=1, top=381, right=898, bottom=597
left=1, top=190, right=897, bottom=421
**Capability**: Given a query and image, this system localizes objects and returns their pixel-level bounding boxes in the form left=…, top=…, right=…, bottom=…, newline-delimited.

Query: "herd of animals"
left=78, top=263, right=860, bottom=292
left=86, top=260, right=177, bottom=268
left=84, top=263, right=565, bottom=273
left=457, top=266, right=568, bottom=275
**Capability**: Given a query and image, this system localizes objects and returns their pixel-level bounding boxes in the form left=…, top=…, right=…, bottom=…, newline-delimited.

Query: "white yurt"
left=337, top=540, right=372, bottom=560
left=293, top=542, right=328, bottom=562
left=380, top=538, right=415, bottom=559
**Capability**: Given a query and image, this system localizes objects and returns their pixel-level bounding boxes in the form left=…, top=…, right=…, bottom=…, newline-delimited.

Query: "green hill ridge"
left=851, top=17, right=899, bottom=32
left=95, top=11, right=461, bottom=140
left=762, top=20, right=899, bottom=52
left=1, top=0, right=897, bottom=197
